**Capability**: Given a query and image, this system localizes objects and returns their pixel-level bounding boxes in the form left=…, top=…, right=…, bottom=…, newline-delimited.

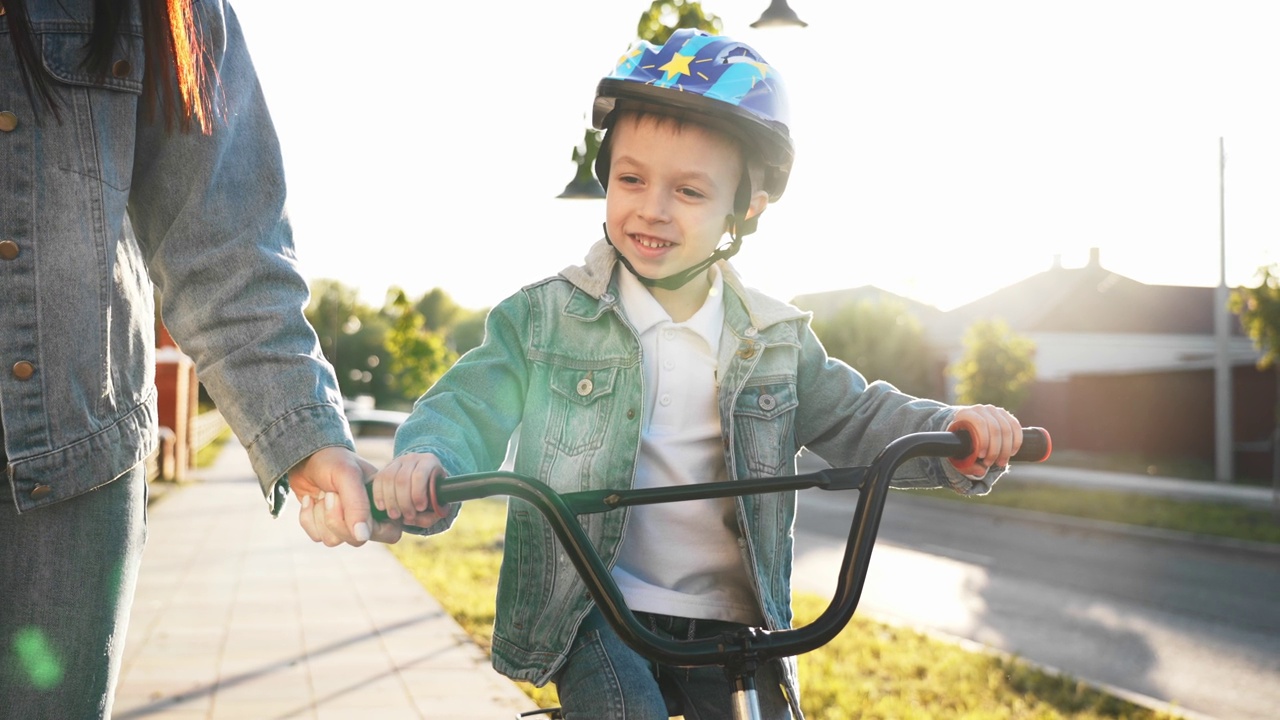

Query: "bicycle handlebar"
left=367, top=427, right=1051, bottom=672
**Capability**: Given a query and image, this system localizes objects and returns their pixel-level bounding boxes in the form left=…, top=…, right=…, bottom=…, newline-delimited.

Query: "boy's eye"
left=679, top=187, right=707, bottom=199
left=617, top=174, right=641, bottom=185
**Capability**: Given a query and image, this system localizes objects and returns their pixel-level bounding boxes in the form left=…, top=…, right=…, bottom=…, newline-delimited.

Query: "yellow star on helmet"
left=658, top=52, right=695, bottom=80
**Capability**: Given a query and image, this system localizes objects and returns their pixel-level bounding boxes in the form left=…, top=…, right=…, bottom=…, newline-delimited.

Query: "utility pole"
left=1215, top=137, right=1234, bottom=483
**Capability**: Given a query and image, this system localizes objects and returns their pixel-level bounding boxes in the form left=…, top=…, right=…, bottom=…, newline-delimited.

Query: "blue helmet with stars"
left=592, top=28, right=794, bottom=201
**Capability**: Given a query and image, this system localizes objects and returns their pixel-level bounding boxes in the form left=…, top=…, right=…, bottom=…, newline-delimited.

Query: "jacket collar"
left=560, top=239, right=809, bottom=333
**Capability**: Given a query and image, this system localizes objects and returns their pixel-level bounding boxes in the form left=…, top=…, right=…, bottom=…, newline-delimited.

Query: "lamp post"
left=1215, top=137, right=1234, bottom=483
left=556, top=127, right=606, bottom=199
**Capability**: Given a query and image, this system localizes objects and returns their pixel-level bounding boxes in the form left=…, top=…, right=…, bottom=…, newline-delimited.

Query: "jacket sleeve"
left=396, top=291, right=531, bottom=470
left=793, top=320, right=1000, bottom=495
left=390, top=290, right=533, bottom=534
left=125, top=1, right=351, bottom=512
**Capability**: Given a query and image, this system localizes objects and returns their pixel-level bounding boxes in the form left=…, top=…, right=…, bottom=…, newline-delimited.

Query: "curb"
left=896, top=493, right=1280, bottom=559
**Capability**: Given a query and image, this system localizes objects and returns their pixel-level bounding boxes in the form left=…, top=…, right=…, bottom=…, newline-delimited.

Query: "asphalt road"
left=792, top=489, right=1280, bottom=720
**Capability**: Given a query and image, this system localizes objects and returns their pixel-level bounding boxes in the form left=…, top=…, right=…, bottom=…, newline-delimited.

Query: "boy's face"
left=605, top=114, right=755, bottom=302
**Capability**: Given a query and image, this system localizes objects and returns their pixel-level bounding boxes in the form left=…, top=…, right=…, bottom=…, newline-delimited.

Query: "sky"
left=233, top=0, right=1280, bottom=313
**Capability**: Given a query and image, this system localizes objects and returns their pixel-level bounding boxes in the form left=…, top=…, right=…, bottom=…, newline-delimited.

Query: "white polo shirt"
left=611, top=266, right=761, bottom=624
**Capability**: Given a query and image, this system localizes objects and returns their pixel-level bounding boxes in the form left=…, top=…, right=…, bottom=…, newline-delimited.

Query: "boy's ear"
left=744, top=190, right=770, bottom=220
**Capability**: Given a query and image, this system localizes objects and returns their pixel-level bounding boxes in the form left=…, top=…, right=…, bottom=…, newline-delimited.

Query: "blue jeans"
left=553, top=607, right=794, bottom=720
left=0, top=466, right=148, bottom=719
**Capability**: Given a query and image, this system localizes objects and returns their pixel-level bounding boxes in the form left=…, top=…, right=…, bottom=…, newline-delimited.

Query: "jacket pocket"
left=545, top=366, right=617, bottom=456
left=734, top=381, right=799, bottom=478
left=39, top=25, right=145, bottom=94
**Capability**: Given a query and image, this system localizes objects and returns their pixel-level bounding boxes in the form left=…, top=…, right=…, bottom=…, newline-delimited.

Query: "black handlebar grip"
left=1013, top=427, right=1052, bottom=463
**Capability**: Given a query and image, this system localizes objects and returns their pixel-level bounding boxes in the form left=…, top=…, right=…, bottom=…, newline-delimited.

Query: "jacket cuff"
left=246, top=403, right=353, bottom=515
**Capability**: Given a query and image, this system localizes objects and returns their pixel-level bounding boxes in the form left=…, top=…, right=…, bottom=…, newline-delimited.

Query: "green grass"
left=388, top=499, right=1184, bottom=719
left=915, top=477, right=1280, bottom=545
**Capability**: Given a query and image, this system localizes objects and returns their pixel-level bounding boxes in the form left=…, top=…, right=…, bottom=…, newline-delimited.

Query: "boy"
left=374, top=29, right=1022, bottom=719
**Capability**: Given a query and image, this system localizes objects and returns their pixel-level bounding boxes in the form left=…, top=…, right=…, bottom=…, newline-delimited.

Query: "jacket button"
left=758, top=394, right=777, bottom=411
left=30, top=485, right=53, bottom=500
left=0, top=240, right=18, bottom=260
left=112, top=59, right=132, bottom=78
left=13, top=361, right=35, bottom=380
left=0, top=111, right=17, bottom=132
left=576, top=378, right=593, bottom=396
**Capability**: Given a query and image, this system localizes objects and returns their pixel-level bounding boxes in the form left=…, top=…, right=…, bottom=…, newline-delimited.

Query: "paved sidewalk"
left=114, top=442, right=540, bottom=720
left=1015, top=463, right=1277, bottom=508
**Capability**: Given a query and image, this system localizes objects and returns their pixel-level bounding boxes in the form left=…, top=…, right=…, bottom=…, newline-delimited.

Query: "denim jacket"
left=395, top=240, right=997, bottom=711
left=0, top=0, right=350, bottom=513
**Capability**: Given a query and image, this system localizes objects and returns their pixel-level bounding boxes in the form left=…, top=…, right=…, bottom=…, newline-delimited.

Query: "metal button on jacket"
left=0, top=240, right=19, bottom=260
left=12, top=361, right=35, bottom=380
left=29, top=485, right=53, bottom=501
left=0, top=111, right=17, bottom=132
left=112, top=59, right=132, bottom=78
left=758, top=394, right=777, bottom=411
left=576, top=377, right=593, bottom=396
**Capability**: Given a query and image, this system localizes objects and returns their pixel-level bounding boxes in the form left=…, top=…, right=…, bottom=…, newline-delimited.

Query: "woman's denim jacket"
left=1, top=0, right=350, bottom=513
left=396, top=240, right=999, bottom=711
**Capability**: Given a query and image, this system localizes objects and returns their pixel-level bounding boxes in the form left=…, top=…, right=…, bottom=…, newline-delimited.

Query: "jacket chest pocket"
left=36, top=25, right=145, bottom=193
left=546, top=366, right=619, bottom=456
left=733, top=381, right=799, bottom=478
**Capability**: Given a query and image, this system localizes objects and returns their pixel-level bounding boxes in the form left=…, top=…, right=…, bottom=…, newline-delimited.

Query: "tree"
left=810, top=300, right=941, bottom=398
left=384, top=289, right=458, bottom=407
left=306, top=279, right=392, bottom=404
left=413, top=287, right=489, bottom=355
left=636, top=0, right=722, bottom=45
left=950, top=319, right=1037, bottom=411
left=1230, top=264, right=1280, bottom=371
left=1230, top=264, right=1280, bottom=433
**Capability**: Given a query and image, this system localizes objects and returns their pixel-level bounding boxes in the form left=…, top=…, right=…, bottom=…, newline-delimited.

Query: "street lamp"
left=556, top=127, right=606, bottom=199
left=750, top=0, right=808, bottom=28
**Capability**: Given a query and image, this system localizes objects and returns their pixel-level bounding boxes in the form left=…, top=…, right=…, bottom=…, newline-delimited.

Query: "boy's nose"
left=637, top=192, right=671, bottom=222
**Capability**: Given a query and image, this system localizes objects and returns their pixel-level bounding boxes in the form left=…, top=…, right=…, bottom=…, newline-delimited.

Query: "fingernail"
left=300, top=495, right=312, bottom=510
left=353, top=522, right=371, bottom=543
left=325, top=493, right=335, bottom=510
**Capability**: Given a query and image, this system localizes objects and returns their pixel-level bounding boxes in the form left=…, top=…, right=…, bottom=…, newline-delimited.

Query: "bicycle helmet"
left=593, top=29, right=794, bottom=201
left=592, top=29, right=794, bottom=290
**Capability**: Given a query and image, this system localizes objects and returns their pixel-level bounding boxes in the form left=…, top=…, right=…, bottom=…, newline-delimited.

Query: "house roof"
left=947, top=249, right=1246, bottom=336
left=792, top=248, right=1248, bottom=339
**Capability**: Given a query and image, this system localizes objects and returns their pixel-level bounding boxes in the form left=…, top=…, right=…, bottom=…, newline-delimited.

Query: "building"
left=794, top=249, right=1276, bottom=480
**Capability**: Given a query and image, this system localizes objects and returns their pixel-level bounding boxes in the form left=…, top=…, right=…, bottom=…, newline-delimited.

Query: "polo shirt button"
left=0, top=111, right=18, bottom=132
left=659, top=394, right=671, bottom=406
left=112, top=59, right=132, bottom=78
left=0, top=240, right=19, bottom=260
left=13, top=361, right=35, bottom=380
left=30, top=484, right=53, bottom=500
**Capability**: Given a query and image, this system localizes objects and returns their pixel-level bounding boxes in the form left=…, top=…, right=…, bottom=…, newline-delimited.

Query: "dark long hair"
left=5, top=0, right=216, bottom=133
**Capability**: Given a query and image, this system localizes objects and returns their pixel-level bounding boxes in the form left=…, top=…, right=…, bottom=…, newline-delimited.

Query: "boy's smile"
left=604, top=113, right=765, bottom=320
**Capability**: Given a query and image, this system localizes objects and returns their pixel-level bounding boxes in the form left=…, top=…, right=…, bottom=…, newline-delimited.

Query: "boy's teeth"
left=638, top=237, right=671, bottom=248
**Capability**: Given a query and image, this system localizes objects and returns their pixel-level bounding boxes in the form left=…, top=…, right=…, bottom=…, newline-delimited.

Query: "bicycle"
left=371, top=426, right=1052, bottom=719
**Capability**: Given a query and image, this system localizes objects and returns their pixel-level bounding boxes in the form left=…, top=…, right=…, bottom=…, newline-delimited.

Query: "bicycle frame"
left=374, top=428, right=1051, bottom=719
